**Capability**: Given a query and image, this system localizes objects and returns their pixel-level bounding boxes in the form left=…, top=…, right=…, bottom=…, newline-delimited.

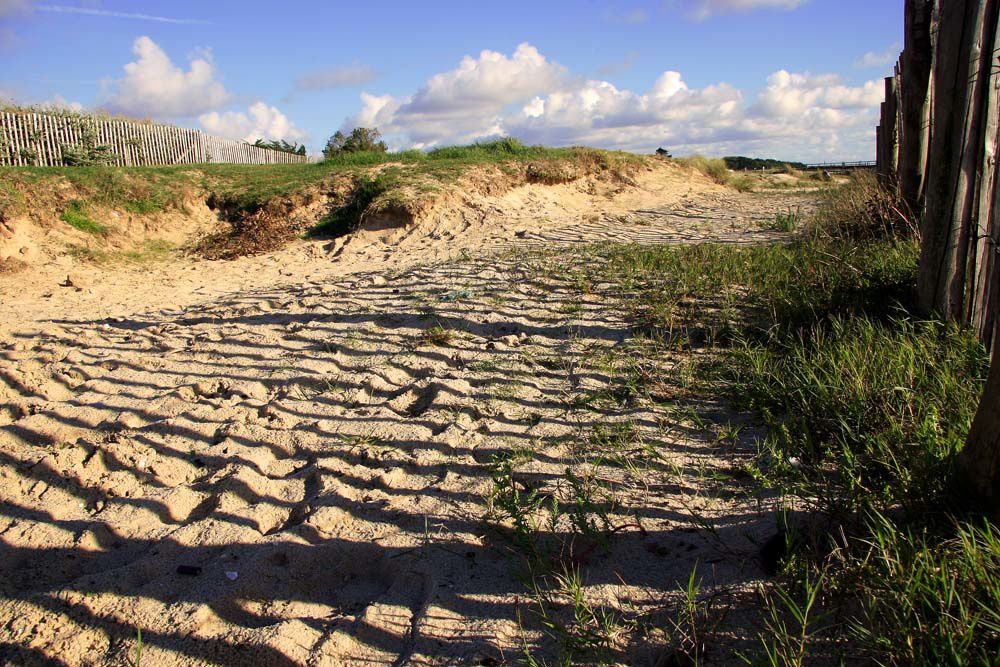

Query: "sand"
left=0, top=165, right=818, bottom=665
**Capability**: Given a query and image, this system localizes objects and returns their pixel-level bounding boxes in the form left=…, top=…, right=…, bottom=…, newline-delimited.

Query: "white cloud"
left=855, top=45, right=901, bottom=69
left=106, top=36, right=229, bottom=117
left=199, top=101, right=305, bottom=143
left=753, top=70, right=882, bottom=116
left=677, top=0, right=807, bottom=20
left=294, top=63, right=377, bottom=91
left=35, top=5, right=209, bottom=24
left=40, top=94, right=83, bottom=111
left=345, top=42, right=565, bottom=147
left=344, top=42, right=883, bottom=161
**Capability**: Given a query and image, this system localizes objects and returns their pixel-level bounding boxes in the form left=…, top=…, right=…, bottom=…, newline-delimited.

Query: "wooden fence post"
left=918, top=0, right=999, bottom=319
left=899, top=1, right=937, bottom=213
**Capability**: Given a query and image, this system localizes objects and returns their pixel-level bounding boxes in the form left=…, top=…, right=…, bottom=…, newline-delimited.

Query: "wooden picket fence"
left=0, top=109, right=307, bottom=167
left=875, top=0, right=999, bottom=351
left=865, top=0, right=1000, bottom=517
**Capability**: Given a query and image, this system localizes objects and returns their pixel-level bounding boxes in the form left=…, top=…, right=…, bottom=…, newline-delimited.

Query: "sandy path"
left=0, top=177, right=815, bottom=665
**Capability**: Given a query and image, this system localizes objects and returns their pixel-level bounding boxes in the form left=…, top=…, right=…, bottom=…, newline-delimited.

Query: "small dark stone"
left=176, top=565, right=202, bottom=576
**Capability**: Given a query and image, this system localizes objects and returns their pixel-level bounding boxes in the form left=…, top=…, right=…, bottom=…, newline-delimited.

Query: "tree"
left=323, top=131, right=347, bottom=158
left=323, top=127, right=387, bottom=158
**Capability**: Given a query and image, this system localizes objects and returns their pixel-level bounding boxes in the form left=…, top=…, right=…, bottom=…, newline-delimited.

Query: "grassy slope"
left=0, top=139, right=645, bottom=262
left=0, top=140, right=642, bottom=222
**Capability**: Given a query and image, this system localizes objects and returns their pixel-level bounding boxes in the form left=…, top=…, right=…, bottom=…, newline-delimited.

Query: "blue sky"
left=0, top=1, right=902, bottom=161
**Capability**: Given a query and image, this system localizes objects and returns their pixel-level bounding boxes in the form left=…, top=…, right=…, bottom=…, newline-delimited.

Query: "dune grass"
left=549, top=174, right=997, bottom=663
left=677, top=154, right=731, bottom=185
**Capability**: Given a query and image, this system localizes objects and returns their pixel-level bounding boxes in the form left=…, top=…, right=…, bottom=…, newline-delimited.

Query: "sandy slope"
left=0, top=166, right=817, bottom=665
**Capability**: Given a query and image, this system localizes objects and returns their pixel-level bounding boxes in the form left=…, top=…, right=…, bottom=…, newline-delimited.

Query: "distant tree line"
left=723, top=156, right=807, bottom=171
left=253, top=138, right=306, bottom=156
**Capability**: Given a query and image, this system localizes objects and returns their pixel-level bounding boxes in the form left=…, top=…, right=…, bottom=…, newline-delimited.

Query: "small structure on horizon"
left=655, top=147, right=672, bottom=158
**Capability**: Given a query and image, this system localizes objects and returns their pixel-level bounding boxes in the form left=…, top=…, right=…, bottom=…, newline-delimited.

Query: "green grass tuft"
left=60, top=201, right=107, bottom=234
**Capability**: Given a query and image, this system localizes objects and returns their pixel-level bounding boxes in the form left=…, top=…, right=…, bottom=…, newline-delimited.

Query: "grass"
left=768, top=207, right=800, bottom=231
left=122, top=198, right=165, bottom=214
left=731, top=316, right=986, bottom=515
left=418, top=324, right=456, bottom=347
left=120, top=239, right=175, bottom=263
left=311, top=170, right=401, bottom=236
left=63, top=238, right=176, bottom=265
left=4, top=138, right=646, bottom=262
left=60, top=201, right=107, bottom=234
left=532, top=173, right=997, bottom=663
left=3, top=138, right=642, bottom=223
left=678, top=155, right=731, bottom=185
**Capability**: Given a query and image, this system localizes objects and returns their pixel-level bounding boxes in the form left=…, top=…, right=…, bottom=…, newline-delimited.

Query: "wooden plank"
left=884, top=76, right=899, bottom=184
left=47, top=113, right=59, bottom=166
left=152, top=123, right=162, bottom=165
left=918, top=0, right=996, bottom=317
left=35, top=113, right=47, bottom=166
left=1, top=113, right=11, bottom=166
left=10, top=113, right=23, bottom=166
left=0, top=113, right=7, bottom=166
left=29, top=113, right=40, bottom=165
left=966, top=4, right=1000, bottom=346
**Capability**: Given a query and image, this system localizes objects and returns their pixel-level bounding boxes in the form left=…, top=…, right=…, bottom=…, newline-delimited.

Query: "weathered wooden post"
left=917, top=0, right=998, bottom=320
left=898, top=0, right=937, bottom=215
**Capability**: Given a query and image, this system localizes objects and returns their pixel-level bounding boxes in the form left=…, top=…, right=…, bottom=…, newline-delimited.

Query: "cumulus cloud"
left=344, top=42, right=565, bottom=147
left=199, top=101, right=305, bottom=143
left=677, top=0, right=807, bottom=20
left=294, top=63, right=377, bottom=91
left=106, top=36, right=229, bottom=117
left=753, top=70, right=882, bottom=116
left=344, top=42, right=883, bottom=161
